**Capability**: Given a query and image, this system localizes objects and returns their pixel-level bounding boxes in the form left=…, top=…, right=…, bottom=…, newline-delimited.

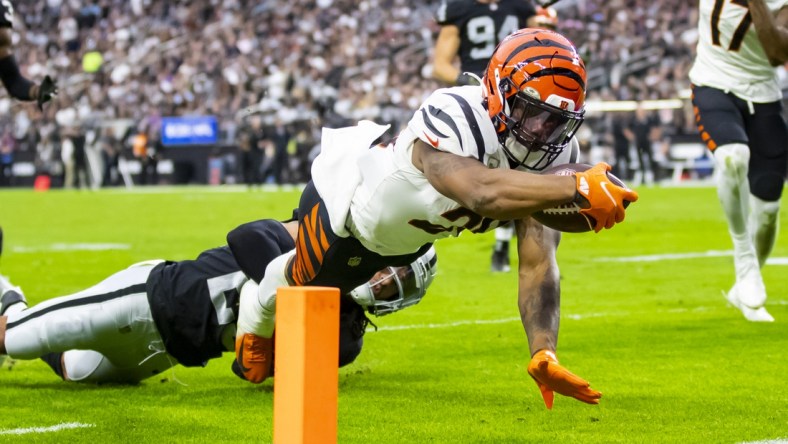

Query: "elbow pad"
left=0, top=55, right=34, bottom=100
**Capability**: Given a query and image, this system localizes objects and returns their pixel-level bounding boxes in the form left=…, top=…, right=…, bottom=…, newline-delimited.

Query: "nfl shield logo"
left=347, top=257, right=362, bottom=267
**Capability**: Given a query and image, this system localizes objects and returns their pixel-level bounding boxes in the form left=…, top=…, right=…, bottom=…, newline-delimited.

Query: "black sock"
left=494, top=240, right=509, bottom=253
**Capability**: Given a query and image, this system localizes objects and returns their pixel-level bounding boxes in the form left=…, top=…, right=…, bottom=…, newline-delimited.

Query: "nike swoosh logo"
left=423, top=131, right=440, bottom=148
left=237, top=341, right=252, bottom=373
left=579, top=176, right=589, bottom=196
left=599, top=181, right=618, bottom=208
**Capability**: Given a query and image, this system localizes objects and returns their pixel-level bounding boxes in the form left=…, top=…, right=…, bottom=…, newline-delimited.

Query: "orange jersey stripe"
left=305, top=204, right=323, bottom=264
left=297, top=222, right=316, bottom=282
left=317, top=215, right=330, bottom=252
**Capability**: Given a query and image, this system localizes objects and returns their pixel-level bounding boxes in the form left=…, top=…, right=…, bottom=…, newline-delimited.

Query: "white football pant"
left=4, top=263, right=177, bottom=383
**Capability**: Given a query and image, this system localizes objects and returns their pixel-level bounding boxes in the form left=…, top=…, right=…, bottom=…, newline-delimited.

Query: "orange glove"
left=234, top=333, right=274, bottom=384
left=574, top=162, right=639, bottom=233
left=527, top=350, right=602, bottom=409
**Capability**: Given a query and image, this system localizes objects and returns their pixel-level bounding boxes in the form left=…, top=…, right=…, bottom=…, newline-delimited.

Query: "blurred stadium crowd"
left=0, top=0, right=785, bottom=188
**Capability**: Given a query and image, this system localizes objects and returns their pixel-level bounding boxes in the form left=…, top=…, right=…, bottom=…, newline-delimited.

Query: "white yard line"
left=738, top=439, right=788, bottom=444
left=372, top=302, right=785, bottom=332
left=0, top=422, right=95, bottom=435
left=595, top=250, right=788, bottom=265
left=376, top=317, right=521, bottom=331
left=12, top=243, right=131, bottom=253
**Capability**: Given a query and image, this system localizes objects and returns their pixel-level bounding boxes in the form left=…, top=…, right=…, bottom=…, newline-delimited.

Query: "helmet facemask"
left=348, top=247, right=438, bottom=316
left=483, top=29, right=588, bottom=171
left=498, top=80, right=585, bottom=171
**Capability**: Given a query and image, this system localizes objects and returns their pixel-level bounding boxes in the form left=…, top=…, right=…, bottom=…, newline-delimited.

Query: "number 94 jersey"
left=689, top=0, right=788, bottom=102
left=436, top=0, right=535, bottom=76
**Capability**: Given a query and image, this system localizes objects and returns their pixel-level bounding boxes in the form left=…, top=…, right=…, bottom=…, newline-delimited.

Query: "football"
left=531, top=163, right=630, bottom=233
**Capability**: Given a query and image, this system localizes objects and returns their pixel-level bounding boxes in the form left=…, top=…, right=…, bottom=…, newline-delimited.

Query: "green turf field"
left=0, top=185, right=785, bottom=443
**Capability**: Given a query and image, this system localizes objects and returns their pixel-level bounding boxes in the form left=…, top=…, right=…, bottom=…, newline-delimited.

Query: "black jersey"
left=146, top=220, right=294, bottom=367
left=436, top=0, right=535, bottom=76
left=147, top=247, right=246, bottom=367
left=0, top=1, right=13, bottom=28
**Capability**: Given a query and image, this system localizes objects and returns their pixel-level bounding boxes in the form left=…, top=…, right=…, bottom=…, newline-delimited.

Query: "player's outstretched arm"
left=415, top=142, right=637, bottom=227
left=414, top=140, right=576, bottom=220
left=514, top=218, right=601, bottom=409
left=749, top=0, right=788, bottom=66
left=515, top=218, right=561, bottom=356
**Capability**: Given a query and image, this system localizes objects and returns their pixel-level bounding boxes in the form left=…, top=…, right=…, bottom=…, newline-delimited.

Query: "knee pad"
left=750, top=172, right=785, bottom=202
left=62, top=350, right=106, bottom=382
left=750, top=195, right=780, bottom=228
left=713, top=143, right=749, bottom=174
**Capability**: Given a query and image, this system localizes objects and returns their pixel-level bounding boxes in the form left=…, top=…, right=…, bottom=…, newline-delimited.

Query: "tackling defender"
left=0, top=1, right=57, bottom=109
left=237, top=29, right=638, bottom=409
left=0, top=220, right=437, bottom=383
left=689, top=0, right=788, bottom=322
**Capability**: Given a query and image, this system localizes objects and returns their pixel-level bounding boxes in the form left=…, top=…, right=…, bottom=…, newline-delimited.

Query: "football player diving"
left=0, top=1, right=57, bottom=109
left=0, top=219, right=437, bottom=384
left=432, top=0, right=560, bottom=273
left=433, top=0, right=558, bottom=272
left=236, top=29, right=638, bottom=409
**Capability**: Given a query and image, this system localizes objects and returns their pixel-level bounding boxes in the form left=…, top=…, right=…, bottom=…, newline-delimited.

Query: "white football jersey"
left=343, top=85, right=578, bottom=256
left=689, top=0, right=788, bottom=102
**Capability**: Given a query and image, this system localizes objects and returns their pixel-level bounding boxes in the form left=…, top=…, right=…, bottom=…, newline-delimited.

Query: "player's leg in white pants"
left=713, top=143, right=771, bottom=321
left=749, top=194, right=780, bottom=268
left=4, top=264, right=176, bottom=383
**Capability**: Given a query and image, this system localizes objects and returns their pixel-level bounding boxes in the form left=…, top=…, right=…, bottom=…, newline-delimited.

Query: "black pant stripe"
left=7, top=283, right=147, bottom=329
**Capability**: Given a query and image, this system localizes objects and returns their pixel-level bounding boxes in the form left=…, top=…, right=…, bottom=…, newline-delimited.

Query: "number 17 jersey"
left=689, top=0, right=788, bottom=102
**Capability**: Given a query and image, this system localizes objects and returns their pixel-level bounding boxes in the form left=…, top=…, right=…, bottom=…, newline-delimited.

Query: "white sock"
left=730, top=231, right=758, bottom=282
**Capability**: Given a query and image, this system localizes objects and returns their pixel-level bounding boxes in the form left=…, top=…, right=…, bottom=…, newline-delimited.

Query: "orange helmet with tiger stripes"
left=482, top=28, right=586, bottom=170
